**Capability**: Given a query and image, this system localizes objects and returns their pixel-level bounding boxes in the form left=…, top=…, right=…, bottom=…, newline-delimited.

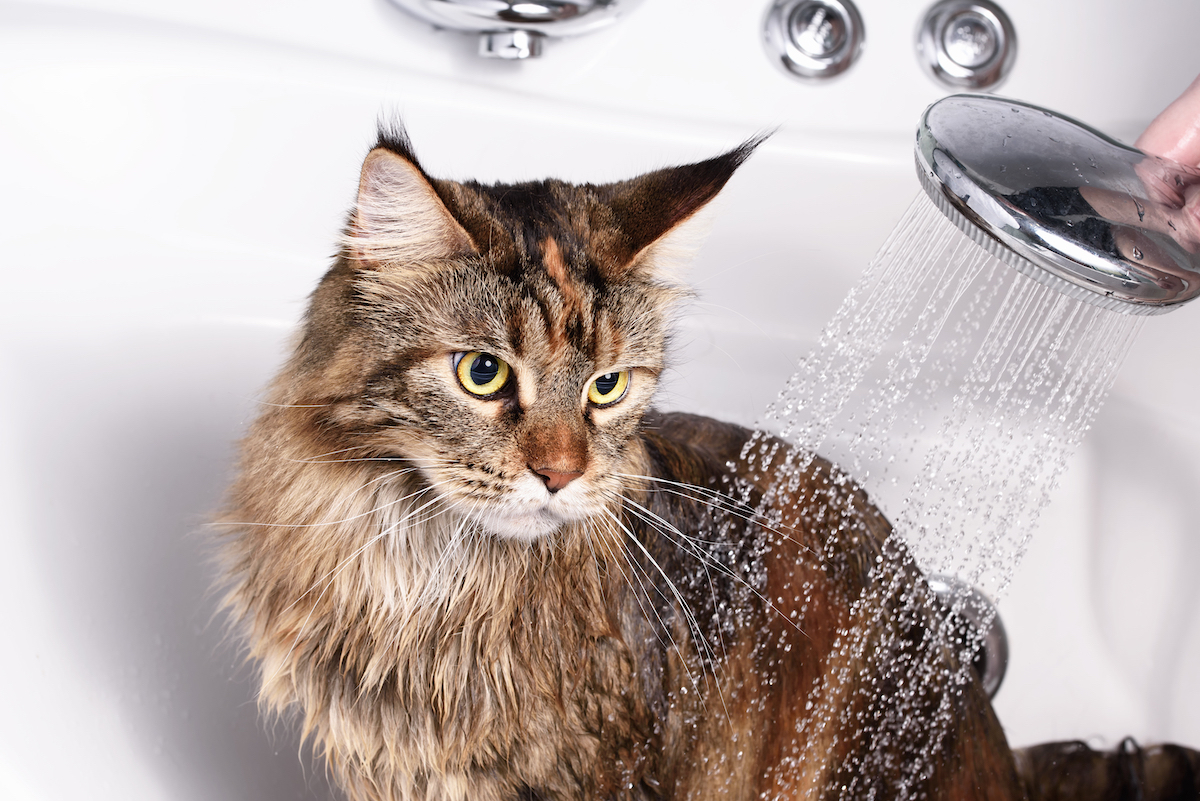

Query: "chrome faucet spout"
left=387, top=0, right=646, bottom=58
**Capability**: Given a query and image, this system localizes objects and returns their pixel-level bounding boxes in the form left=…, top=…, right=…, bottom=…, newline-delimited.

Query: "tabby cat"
left=219, top=125, right=1200, bottom=801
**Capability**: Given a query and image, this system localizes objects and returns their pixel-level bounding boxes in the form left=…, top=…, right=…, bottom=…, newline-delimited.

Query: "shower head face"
left=916, top=94, right=1200, bottom=315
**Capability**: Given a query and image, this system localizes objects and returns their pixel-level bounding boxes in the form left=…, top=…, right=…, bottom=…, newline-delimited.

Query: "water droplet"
left=739, top=195, right=1145, bottom=792
left=1132, top=246, right=1144, bottom=260
left=1133, top=198, right=1145, bottom=221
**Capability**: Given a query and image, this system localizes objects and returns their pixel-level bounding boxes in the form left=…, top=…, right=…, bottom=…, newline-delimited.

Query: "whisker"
left=585, top=517, right=683, bottom=671
left=277, top=484, right=447, bottom=617
left=254, top=400, right=333, bottom=408
left=616, top=472, right=765, bottom=525
left=223, top=477, right=430, bottom=529
left=415, top=496, right=481, bottom=608
left=264, top=486, right=455, bottom=694
left=292, top=444, right=374, bottom=461
left=615, top=472, right=822, bottom=560
left=598, top=518, right=714, bottom=721
left=289, top=454, right=455, bottom=466
left=616, top=491, right=811, bottom=642
left=600, top=506, right=733, bottom=730
left=612, top=494, right=734, bottom=669
left=358, top=467, right=420, bottom=491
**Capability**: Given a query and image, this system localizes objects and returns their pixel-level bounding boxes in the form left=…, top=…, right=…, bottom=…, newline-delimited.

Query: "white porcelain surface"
left=2, top=1, right=1199, bottom=798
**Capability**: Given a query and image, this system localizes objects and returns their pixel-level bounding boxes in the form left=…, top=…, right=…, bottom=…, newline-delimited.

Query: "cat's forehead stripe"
left=528, top=236, right=588, bottom=354
left=540, top=237, right=578, bottom=311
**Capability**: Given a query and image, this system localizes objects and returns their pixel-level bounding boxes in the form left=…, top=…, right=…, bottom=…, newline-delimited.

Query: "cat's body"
left=220, top=127, right=1198, bottom=801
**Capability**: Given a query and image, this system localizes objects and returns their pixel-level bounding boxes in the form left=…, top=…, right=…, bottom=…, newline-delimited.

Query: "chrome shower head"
left=916, top=94, right=1200, bottom=315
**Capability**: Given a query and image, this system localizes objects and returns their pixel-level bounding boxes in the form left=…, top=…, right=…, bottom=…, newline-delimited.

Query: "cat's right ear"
left=345, top=147, right=476, bottom=268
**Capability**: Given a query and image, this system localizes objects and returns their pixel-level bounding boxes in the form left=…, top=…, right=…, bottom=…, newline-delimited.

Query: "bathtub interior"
left=2, top=1, right=1200, bottom=799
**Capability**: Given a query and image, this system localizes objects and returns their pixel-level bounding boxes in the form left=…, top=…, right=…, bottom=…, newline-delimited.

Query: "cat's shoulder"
left=637, top=410, right=839, bottom=491
left=638, top=410, right=752, bottom=469
left=638, top=410, right=891, bottom=562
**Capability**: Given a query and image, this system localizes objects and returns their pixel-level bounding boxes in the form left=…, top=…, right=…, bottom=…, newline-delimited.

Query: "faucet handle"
left=763, top=0, right=866, bottom=81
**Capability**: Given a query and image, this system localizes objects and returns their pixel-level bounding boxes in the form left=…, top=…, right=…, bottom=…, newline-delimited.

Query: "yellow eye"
left=588, top=370, right=629, bottom=406
left=455, top=351, right=511, bottom=397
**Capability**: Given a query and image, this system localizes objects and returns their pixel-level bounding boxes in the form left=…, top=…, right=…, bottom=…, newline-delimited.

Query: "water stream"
left=739, top=196, right=1145, bottom=797
left=752, top=194, right=1143, bottom=603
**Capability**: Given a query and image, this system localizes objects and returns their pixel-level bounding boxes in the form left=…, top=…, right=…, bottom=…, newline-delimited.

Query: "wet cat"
left=219, top=125, right=1199, bottom=801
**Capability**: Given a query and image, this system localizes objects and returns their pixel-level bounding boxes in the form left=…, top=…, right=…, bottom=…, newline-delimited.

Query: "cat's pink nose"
left=533, top=467, right=584, bottom=493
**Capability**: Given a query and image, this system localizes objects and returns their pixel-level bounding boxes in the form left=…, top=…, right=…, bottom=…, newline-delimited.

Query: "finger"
left=1136, top=73, right=1200, bottom=166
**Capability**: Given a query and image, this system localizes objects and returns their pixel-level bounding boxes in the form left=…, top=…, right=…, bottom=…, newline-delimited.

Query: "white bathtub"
left=2, top=1, right=1198, bottom=798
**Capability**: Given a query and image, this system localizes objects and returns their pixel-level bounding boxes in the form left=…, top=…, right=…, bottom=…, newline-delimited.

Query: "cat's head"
left=275, top=125, right=760, bottom=541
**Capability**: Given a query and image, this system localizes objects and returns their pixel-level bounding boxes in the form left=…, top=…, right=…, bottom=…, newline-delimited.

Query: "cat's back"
left=629, top=410, right=1025, bottom=801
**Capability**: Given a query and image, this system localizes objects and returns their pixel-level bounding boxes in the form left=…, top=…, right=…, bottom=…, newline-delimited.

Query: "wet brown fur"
left=219, top=124, right=1197, bottom=801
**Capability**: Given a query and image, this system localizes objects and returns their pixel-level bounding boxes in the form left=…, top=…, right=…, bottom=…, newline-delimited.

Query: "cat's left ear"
left=597, top=134, right=768, bottom=278
left=345, top=140, right=476, bottom=268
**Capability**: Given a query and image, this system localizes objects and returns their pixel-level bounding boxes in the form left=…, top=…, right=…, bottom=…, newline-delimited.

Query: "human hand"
left=1137, top=74, right=1200, bottom=166
left=1134, top=74, right=1200, bottom=242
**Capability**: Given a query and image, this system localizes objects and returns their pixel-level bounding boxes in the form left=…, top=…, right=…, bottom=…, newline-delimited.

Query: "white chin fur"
left=477, top=509, right=566, bottom=541
left=469, top=484, right=594, bottom=541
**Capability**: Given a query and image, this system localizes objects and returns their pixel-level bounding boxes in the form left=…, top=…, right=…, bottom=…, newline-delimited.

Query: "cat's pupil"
left=470, top=354, right=500, bottom=385
left=595, top=373, right=620, bottom=394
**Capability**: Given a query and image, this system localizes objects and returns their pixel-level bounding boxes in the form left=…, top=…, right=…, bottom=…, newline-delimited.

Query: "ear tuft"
left=343, top=126, right=476, bottom=267
left=374, top=118, right=422, bottom=165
